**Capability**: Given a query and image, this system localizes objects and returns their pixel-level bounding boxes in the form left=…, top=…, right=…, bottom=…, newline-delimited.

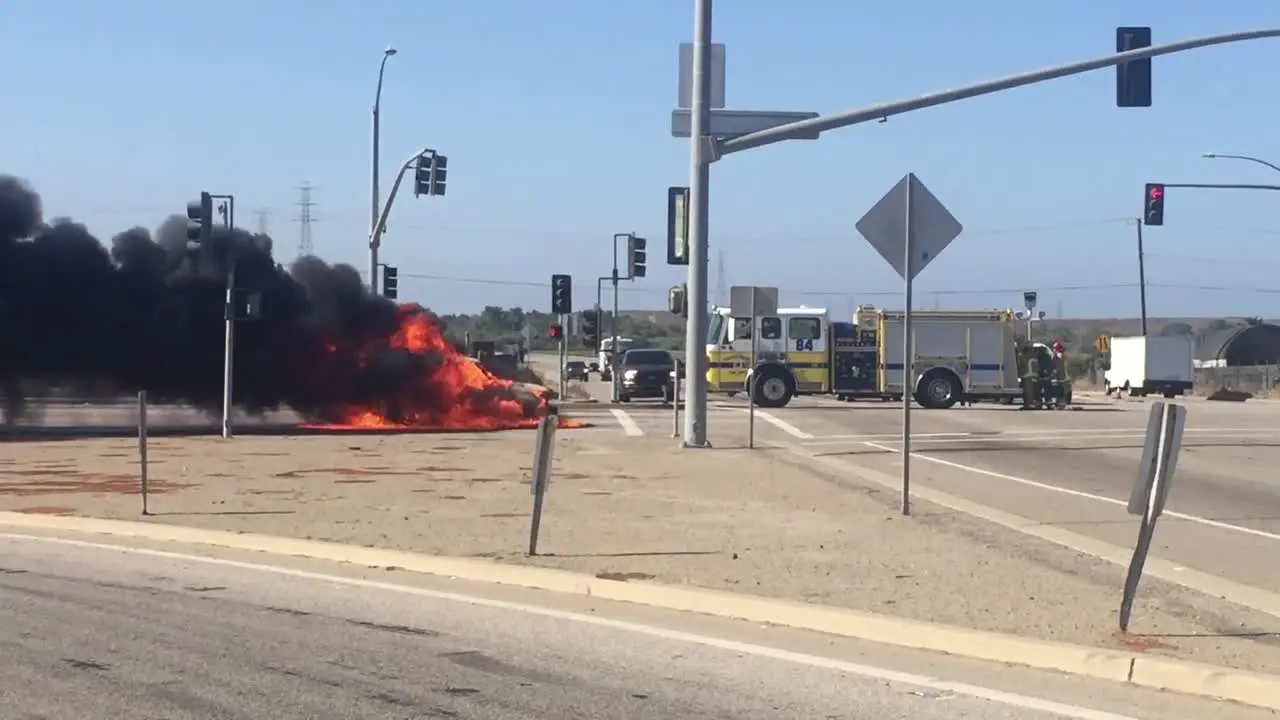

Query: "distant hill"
left=1045, top=317, right=1234, bottom=337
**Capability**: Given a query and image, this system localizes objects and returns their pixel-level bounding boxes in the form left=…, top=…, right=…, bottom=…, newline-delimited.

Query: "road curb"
left=2, top=510, right=1279, bottom=710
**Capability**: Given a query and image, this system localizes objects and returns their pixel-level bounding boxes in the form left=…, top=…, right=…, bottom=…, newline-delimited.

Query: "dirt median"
left=3, top=429, right=1280, bottom=674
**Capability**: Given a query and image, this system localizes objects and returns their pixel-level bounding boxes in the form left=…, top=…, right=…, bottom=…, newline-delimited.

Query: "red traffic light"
left=1148, top=185, right=1164, bottom=200
left=548, top=324, right=563, bottom=339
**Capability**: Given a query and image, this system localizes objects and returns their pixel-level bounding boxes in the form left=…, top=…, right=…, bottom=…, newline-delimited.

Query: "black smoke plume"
left=0, top=174, right=423, bottom=423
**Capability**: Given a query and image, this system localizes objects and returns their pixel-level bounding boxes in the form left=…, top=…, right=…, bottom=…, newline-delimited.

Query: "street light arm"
left=373, top=53, right=395, bottom=110
left=720, top=28, right=1280, bottom=156
left=370, top=146, right=434, bottom=247
left=1204, top=153, right=1280, bottom=174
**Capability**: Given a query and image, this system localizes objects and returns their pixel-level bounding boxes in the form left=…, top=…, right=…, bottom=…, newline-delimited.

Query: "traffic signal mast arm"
left=1142, top=182, right=1280, bottom=226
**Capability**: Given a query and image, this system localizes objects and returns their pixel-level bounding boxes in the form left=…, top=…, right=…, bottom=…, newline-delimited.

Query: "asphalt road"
left=559, top=375, right=1280, bottom=614
left=1, top=532, right=1225, bottom=720
left=772, top=395, right=1280, bottom=597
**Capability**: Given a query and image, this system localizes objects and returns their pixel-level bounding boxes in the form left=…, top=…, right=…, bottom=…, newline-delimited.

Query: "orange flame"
left=299, top=306, right=580, bottom=432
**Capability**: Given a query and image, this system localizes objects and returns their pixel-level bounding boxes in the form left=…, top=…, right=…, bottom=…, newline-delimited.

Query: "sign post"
left=729, top=285, right=779, bottom=449
left=1023, top=291, right=1038, bottom=341
left=527, top=412, right=559, bottom=557
left=1120, top=401, right=1187, bottom=631
left=137, top=390, right=151, bottom=516
left=855, top=173, right=963, bottom=516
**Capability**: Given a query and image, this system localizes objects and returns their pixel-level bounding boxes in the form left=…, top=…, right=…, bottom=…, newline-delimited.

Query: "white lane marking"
left=864, top=441, right=1280, bottom=543
left=801, top=429, right=1280, bottom=447
left=807, top=426, right=1267, bottom=442
left=608, top=409, right=645, bottom=437
left=0, top=533, right=1140, bottom=720
left=726, top=408, right=815, bottom=439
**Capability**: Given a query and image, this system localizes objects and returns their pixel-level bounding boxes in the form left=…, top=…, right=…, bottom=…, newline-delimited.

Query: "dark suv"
left=618, top=349, right=676, bottom=403
left=565, top=360, right=590, bottom=381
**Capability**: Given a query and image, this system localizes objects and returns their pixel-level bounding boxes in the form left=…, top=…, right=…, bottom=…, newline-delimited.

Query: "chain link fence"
left=1195, top=364, right=1280, bottom=397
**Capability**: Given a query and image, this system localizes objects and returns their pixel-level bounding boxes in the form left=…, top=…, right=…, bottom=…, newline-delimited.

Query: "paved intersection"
left=567, top=385, right=1280, bottom=627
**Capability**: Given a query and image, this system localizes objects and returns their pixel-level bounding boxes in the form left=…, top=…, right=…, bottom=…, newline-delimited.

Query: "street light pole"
left=1202, top=152, right=1280, bottom=174
left=1133, top=218, right=1148, bottom=337
left=681, top=0, right=713, bottom=448
left=369, top=46, right=398, bottom=294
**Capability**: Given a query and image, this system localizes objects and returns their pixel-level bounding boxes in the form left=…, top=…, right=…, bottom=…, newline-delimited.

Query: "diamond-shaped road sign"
left=855, top=173, right=963, bottom=281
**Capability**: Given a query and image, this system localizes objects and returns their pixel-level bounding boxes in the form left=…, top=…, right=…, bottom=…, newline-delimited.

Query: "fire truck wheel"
left=750, top=366, right=795, bottom=408
left=917, top=369, right=962, bottom=410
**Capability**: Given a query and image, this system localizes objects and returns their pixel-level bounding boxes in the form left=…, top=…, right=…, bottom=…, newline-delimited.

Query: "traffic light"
left=1116, top=26, right=1153, bottom=108
left=548, top=324, right=563, bottom=340
left=668, top=284, right=688, bottom=318
left=413, top=151, right=448, bottom=197
left=1143, top=183, right=1165, bottom=226
left=626, top=235, right=647, bottom=279
left=580, top=308, right=599, bottom=349
left=550, top=273, right=573, bottom=314
left=382, top=265, right=399, bottom=299
left=233, top=289, right=263, bottom=321
left=186, top=192, right=213, bottom=250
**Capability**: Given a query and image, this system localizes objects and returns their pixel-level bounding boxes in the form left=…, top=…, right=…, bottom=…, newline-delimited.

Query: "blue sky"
left=3, top=0, right=1279, bottom=319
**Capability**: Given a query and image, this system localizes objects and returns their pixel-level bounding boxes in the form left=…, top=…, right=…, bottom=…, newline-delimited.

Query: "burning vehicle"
left=0, top=174, right=569, bottom=431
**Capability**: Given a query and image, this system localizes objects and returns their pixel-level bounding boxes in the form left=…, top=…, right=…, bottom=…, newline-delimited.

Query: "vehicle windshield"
left=706, top=313, right=724, bottom=345
left=566, top=361, right=586, bottom=368
left=623, top=349, right=674, bottom=367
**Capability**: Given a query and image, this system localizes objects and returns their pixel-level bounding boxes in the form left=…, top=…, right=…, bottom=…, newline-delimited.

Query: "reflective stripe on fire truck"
left=705, top=350, right=828, bottom=392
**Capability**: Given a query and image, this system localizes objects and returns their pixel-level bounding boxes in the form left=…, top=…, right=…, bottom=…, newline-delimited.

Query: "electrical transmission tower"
left=294, top=182, right=316, bottom=258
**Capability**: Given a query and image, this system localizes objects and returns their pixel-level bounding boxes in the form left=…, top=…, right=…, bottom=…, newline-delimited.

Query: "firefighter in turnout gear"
left=1020, top=343, right=1043, bottom=410
left=1019, top=340, right=1072, bottom=410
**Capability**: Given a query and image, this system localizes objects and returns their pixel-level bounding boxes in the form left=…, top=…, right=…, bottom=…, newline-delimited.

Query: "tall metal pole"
left=595, top=276, right=607, bottom=362
left=221, top=260, right=236, bottom=439
left=611, top=237, right=622, bottom=403
left=1135, top=218, right=1149, bottom=337
left=901, top=179, right=914, bottom=516
left=682, top=0, right=713, bottom=448
left=369, top=47, right=397, bottom=294
left=747, top=292, right=757, bottom=449
left=558, top=312, right=567, bottom=399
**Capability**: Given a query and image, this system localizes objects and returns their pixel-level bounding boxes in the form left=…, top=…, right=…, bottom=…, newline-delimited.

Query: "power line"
left=396, top=270, right=1280, bottom=298
left=294, top=182, right=316, bottom=258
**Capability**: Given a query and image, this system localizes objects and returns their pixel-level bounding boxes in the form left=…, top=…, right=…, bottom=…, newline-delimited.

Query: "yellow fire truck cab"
left=705, top=303, right=1024, bottom=409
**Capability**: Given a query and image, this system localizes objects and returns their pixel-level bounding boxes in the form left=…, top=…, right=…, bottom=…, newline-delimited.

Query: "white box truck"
left=1104, top=335, right=1194, bottom=398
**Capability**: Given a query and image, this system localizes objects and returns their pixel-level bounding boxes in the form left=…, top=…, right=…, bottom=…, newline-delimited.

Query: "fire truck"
left=705, top=303, right=1031, bottom=409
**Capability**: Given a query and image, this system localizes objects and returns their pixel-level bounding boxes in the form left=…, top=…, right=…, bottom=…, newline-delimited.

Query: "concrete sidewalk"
left=4, top=429, right=1280, bottom=674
